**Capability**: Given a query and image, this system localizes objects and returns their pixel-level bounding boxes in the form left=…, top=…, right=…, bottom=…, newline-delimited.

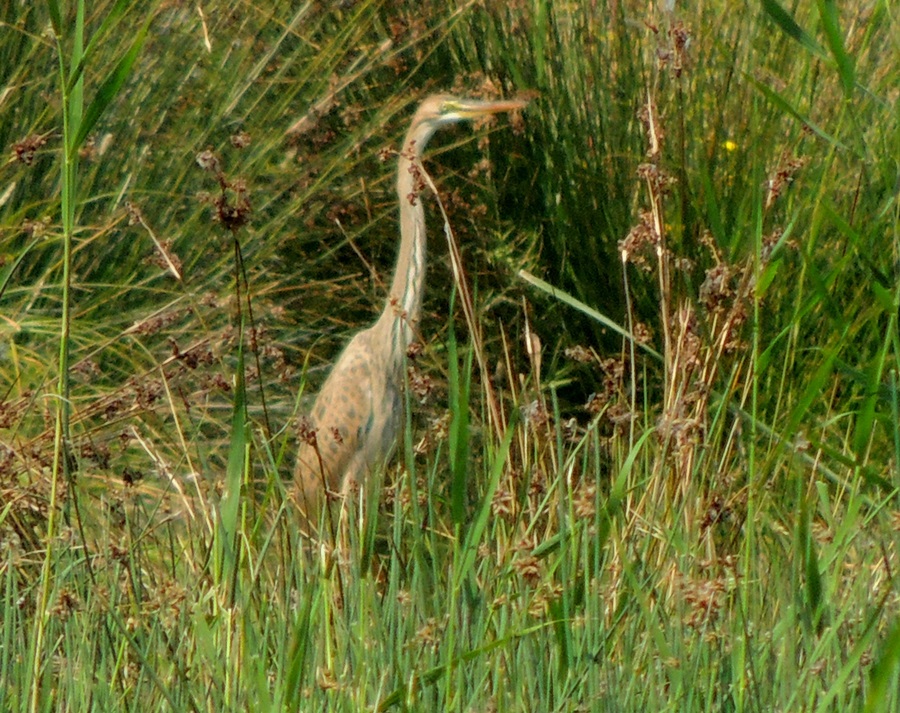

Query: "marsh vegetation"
left=1, top=1, right=898, bottom=710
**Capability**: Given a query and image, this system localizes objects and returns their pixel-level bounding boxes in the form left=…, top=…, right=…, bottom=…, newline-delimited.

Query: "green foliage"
left=0, top=1, right=898, bottom=711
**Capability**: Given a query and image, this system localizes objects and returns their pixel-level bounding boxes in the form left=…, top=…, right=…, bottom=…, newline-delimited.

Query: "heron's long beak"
left=450, top=97, right=529, bottom=119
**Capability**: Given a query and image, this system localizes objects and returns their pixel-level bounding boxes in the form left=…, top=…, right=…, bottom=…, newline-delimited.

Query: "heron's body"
left=294, top=94, right=526, bottom=521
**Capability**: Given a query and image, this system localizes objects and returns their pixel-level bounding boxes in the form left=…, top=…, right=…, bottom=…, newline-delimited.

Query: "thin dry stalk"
left=418, top=166, right=506, bottom=444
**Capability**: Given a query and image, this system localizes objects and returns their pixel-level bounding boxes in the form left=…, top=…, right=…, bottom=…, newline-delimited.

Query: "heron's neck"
left=374, top=132, right=430, bottom=368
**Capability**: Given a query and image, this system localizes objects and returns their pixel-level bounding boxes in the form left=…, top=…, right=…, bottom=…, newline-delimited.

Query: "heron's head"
left=411, top=94, right=528, bottom=146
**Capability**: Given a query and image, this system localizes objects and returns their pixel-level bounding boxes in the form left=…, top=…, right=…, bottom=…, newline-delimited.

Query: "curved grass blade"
left=745, top=75, right=852, bottom=153
left=517, top=269, right=663, bottom=361
left=761, top=0, right=827, bottom=60
left=72, top=15, right=152, bottom=152
left=0, top=238, right=40, bottom=302
left=454, top=415, right=516, bottom=589
left=817, top=0, right=856, bottom=96
left=69, top=0, right=135, bottom=89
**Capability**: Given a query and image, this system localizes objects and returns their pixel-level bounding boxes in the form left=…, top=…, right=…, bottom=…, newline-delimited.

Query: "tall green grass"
left=0, top=0, right=898, bottom=710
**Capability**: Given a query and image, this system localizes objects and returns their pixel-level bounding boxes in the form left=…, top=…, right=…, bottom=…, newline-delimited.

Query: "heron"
left=294, top=94, right=527, bottom=522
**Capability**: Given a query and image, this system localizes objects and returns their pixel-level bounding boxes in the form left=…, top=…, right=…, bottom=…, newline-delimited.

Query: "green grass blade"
left=761, top=0, right=827, bottom=60
left=454, top=416, right=516, bottom=589
left=779, top=344, right=842, bottom=458
left=816, top=602, right=886, bottom=711
left=798, top=495, right=826, bottom=632
left=69, top=1, right=85, bottom=132
left=219, top=328, right=248, bottom=601
left=852, top=352, right=889, bottom=459
left=284, top=586, right=316, bottom=709
left=376, top=625, right=551, bottom=711
left=222, top=347, right=247, bottom=538
left=72, top=15, right=151, bottom=151
left=865, top=619, right=900, bottom=713
left=817, top=0, right=856, bottom=95
left=45, top=0, right=62, bottom=35
left=518, top=269, right=663, bottom=361
left=75, top=0, right=136, bottom=84
left=447, top=308, right=471, bottom=527
left=0, top=238, right=41, bottom=301
left=892, top=372, right=900, bottom=486
left=745, top=74, right=851, bottom=152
